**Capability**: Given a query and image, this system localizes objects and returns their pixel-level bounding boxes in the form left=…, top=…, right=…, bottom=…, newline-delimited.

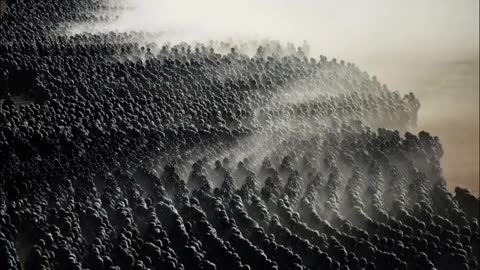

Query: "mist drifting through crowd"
left=68, top=0, right=479, bottom=195
left=2, top=0, right=480, bottom=268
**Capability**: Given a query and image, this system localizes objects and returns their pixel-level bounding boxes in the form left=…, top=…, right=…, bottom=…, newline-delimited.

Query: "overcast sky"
left=98, top=0, right=478, bottom=63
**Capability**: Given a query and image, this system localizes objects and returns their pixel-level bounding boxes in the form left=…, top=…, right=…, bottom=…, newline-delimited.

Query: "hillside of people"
left=0, top=0, right=479, bottom=270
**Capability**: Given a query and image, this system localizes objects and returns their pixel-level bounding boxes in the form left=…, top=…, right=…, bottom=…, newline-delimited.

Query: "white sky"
left=107, top=0, right=479, bottom=64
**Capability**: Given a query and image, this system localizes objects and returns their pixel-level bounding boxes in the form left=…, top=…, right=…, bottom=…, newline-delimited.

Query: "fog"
left=73, top=0, right=479, bottom=195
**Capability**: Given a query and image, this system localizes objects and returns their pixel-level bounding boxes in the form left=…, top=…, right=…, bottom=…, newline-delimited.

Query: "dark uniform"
left=2, top=96, right=14, bottom=110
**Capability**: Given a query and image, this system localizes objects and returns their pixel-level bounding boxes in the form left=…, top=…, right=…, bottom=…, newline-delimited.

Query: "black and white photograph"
left=0, top=0, right=478, bottom=269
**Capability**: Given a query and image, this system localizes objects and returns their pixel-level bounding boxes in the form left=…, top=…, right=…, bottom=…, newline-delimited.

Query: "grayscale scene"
left=0, top=0, right=478, bottom=270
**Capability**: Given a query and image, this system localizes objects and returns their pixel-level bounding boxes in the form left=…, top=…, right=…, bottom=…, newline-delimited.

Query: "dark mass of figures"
left=0, top=0, right=478, bottom=270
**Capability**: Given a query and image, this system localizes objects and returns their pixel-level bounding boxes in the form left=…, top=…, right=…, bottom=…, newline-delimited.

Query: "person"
left=0, top=70, right=7, bottom=98
left=1, top=92, right=14, bottom=111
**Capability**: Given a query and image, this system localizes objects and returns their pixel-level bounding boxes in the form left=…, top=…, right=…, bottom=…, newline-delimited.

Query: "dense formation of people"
left=0, top=0, right=478, bottom=269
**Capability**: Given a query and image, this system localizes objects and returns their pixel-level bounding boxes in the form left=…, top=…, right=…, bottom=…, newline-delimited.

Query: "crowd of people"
left=0, top=0, right=478, bottom=269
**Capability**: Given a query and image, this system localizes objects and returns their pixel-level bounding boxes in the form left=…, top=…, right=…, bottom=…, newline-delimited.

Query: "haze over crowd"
left=1, top=0, right=479, bottom=269
left=69, top=0, right=480, bottom=195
